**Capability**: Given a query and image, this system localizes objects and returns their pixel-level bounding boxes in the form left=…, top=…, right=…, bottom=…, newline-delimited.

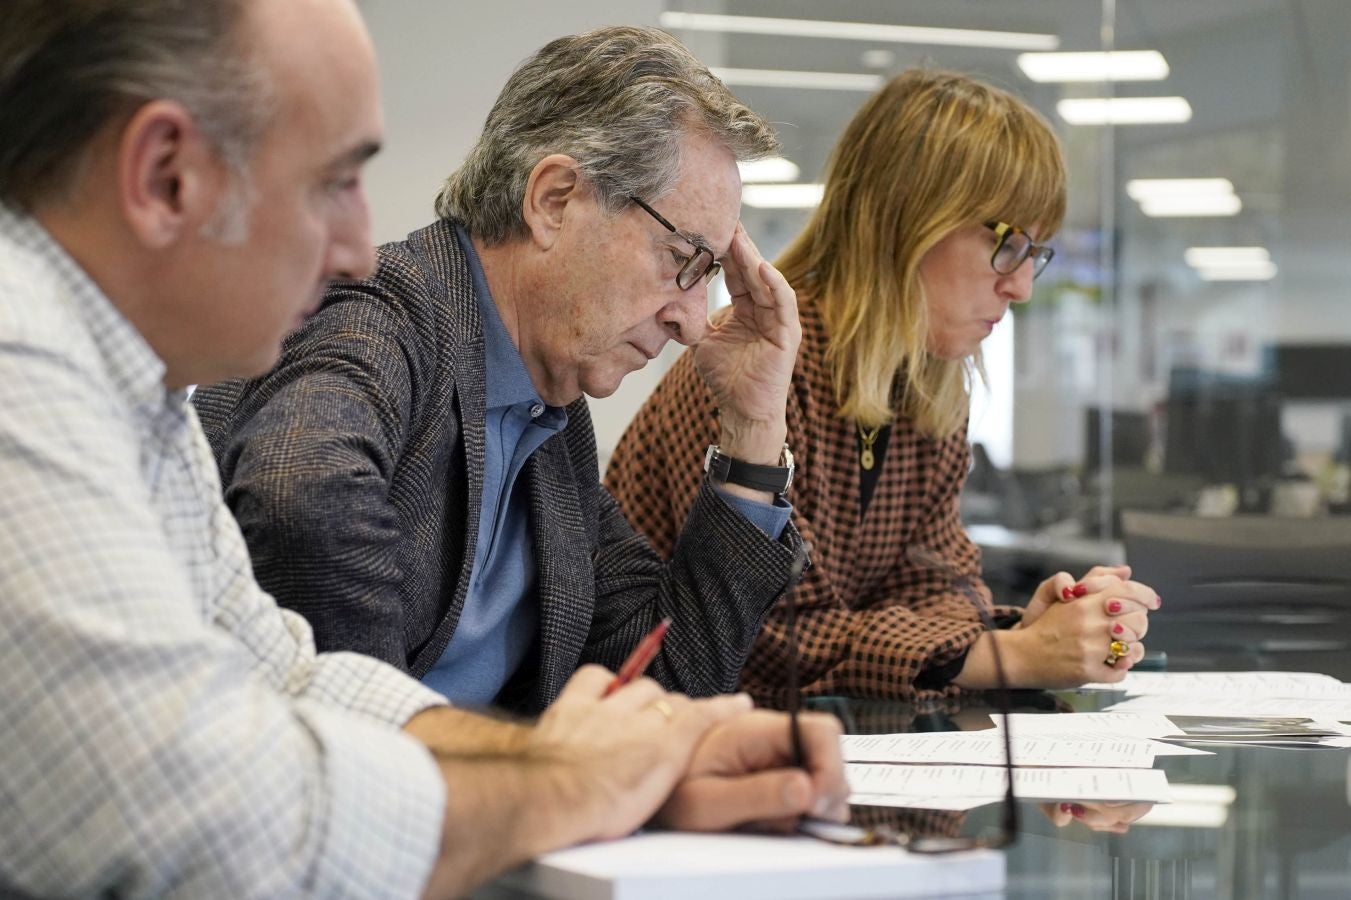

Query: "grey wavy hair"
left=0, top=0, right=274, bottom=210
left=436, top=25, right=779, bottom=244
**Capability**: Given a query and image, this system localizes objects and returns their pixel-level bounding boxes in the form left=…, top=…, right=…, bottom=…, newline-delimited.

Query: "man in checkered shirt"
left=0, top=1, right=848, bottom=897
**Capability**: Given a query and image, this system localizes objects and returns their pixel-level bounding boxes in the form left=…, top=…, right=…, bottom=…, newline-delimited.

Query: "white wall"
left=360, top=0, right=662, bottom=243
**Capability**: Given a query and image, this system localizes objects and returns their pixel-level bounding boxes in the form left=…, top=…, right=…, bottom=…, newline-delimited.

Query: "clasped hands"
left=1041, top=799, right=1154, bottom=834
left=1008, top=564, right=1163, bottom=686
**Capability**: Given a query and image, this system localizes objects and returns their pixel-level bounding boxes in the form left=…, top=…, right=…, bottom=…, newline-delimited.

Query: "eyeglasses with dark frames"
left=629, top=195, right=722, bottom=291
left=985, top=221, right=1055, bottom=281
left=782, top=542, right=1018, bottom=853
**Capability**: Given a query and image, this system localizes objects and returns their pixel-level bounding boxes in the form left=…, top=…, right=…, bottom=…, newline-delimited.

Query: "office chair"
left=1121, top=511, right=1351, bottom=678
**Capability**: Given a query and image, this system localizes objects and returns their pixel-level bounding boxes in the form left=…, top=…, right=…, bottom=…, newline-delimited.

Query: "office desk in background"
left=968, top=522, right=1125, bottom=605
left=967, top=523, right=1126, bottom=572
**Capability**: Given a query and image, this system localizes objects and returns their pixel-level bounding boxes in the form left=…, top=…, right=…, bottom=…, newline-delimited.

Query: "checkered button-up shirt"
left=0, top=207, right=447, bottom=898
left=607, top=299, right=1021, bottom=705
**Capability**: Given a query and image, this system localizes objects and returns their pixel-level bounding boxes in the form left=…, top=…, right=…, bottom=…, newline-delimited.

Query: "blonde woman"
left=606, top=69, right=1161, bottom=704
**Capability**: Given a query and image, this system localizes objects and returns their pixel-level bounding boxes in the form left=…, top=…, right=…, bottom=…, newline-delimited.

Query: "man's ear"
left=521, top=154, right=583, bottom=251
left=117, top=99, right=227, bottom=249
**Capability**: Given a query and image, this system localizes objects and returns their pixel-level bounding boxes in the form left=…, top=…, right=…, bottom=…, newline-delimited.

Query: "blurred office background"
left=358, top=1, right=1351, bottom=671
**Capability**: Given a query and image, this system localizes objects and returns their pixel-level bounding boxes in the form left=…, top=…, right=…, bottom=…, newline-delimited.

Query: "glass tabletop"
left=810, top=690, right=1351, bottom=899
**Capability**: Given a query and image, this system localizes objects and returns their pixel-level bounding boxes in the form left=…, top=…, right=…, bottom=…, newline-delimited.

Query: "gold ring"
left=649, top=699, right=675, bottom=721
left=1103, top=639, right=1129, bottom=667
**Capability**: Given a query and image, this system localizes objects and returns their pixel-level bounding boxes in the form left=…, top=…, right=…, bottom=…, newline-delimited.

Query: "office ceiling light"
left=1015, top=49, right=1167, bottom=82
left=742, top=183, right=825, bottom=209
left=1126, top=178, right=1241, bottom=217
left=1127, top=178, right=1235, bottom=201
left=712, top=67, right=882, bottom=92
left=660, top=12, right=1059, bottom=51
left=1196, top=261, right=1278, bottom=281
left=1187, top=246, right=1275, bottom=280
left=1057, top=96, right=1192, bottom=124
left=860, top=49, right=896, bottom=69
left=1136, top=785, right=1236, bottom=829
left=738, top=156, right=802, bottom=183
left=1139, top=195, right=1242, bottom=217
left=1017, top=50, right=1169, bottom=83
left=1184, top=246, right=1271, bottom=268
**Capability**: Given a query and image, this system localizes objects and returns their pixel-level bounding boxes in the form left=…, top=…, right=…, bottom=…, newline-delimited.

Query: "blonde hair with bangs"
left=776, top=68, right=1066, bottom=436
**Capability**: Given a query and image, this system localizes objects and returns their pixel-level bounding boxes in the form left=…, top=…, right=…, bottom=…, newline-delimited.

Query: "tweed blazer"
left=193, top=219, right=799, bottom=713
left=606, top=299, right=1020, bottom=706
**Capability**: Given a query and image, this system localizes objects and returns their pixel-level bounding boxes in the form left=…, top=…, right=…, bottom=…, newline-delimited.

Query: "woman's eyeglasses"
left=986, top=221, right=1054, bottom=280
left=782, top=543, right=1018, bottom=853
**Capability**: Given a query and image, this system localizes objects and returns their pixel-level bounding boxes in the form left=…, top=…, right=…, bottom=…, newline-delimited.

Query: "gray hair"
left=0, top=0, right=275, bottom=210
left=436, top=25, right=779, bottom=244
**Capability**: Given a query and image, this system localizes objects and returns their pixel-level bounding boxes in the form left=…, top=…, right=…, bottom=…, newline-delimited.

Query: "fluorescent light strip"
left=1196, top=261, right=1278, bottom=281
left=1057, top=96, right=1192, bottom=125
left=1017, top=50, right=1169, bottom=83
left=738, top=156, right=802, bottom=183
left=1135, top=784, right=1237, bottom=828
left=1136, top=804, right=1230, bottom=829
left=661, top=12, right=1059, bottom=51
left=1139, top=195, right=1242, bottom=217
left=1127, top=178, right=1235, bottom=200
left=712, top=67, right=882, bottom=92
left=742, top=183, right=825, bottom=209
left=1185, top=246, right=1270, bottom=267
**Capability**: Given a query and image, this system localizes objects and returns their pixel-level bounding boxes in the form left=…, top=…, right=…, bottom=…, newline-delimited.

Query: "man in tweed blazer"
left=193, top=26, right=804, bottom=713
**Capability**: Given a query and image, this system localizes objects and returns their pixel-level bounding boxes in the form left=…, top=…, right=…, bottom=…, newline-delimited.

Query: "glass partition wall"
left=660, top=1, right=1351, bottom=609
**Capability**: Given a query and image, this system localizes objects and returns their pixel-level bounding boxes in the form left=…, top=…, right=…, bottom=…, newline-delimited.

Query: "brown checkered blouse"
left=606, top=299, right=1020, bottom=706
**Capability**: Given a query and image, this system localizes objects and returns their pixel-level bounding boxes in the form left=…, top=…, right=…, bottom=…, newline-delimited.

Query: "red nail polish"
left=1061, top=587, right=1073, bottom=600
left=1071, top=804, right=1086, bottom=818
left=1107, top=600, right=1122, bottom=613
left=1059, top=802, right=1073, bottom=814
left=1071, top=584, right=1088, bottom=598
left=1113, top=623, right=1125, bottom=635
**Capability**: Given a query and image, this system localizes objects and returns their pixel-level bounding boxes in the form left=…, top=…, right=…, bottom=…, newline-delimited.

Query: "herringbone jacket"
left=194, top=219, right=800, bottom=713
left=606, top=300, right=1018, bottom=706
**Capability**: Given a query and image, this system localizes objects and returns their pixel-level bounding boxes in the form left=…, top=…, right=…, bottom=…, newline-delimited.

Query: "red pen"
left=603, top=617, right=672, bottom=696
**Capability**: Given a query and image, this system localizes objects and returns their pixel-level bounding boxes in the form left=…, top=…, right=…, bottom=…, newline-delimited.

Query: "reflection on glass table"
left=810, top=691, right=1351, bottom=899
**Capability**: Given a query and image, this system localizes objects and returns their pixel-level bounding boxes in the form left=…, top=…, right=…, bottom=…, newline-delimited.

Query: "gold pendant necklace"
left=858, top=422, right=881, bottom=471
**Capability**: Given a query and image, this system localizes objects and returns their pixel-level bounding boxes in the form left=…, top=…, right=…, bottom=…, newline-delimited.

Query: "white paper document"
left=849, top=792, right=997, bottom=812
left=845, top=763, right=1172, bottom=806
left=501, top=831, right=1005, bottom=899
left=994, top=712, right=1180, bottom=739
left=1103, top=695, right=1351, bottom=723
left=1082, top=671, right=1350, bottom=698
left=840, top=731, right=1162, bottom=768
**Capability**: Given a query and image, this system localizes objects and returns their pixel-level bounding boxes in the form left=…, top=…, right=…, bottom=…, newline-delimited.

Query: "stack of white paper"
left=1083, top=671, right=1350, bottom=697
left=845, top=762, right=1172, bottom=811
left=502, top=831, right=1005, bottom=899
left=841, top=731, right=1166, bottom=768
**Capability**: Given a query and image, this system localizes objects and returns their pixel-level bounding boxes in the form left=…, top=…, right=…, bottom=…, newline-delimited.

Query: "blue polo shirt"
left=423, top=225, right=790, bottom=704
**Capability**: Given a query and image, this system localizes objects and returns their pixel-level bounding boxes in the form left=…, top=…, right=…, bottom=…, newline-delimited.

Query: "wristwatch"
left=703, top=443, right=795, bottom=497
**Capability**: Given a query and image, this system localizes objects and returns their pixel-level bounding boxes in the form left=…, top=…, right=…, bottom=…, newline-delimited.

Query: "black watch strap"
left=703, top=444, right=795, bottom=496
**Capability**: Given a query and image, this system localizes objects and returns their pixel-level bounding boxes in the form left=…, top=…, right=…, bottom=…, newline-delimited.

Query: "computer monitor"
left=1083, top=407, right=1152, bottom=474
left=1272, top=343, right=1351, bottom=400
left=1163, top=369, right=1286, bottom=489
